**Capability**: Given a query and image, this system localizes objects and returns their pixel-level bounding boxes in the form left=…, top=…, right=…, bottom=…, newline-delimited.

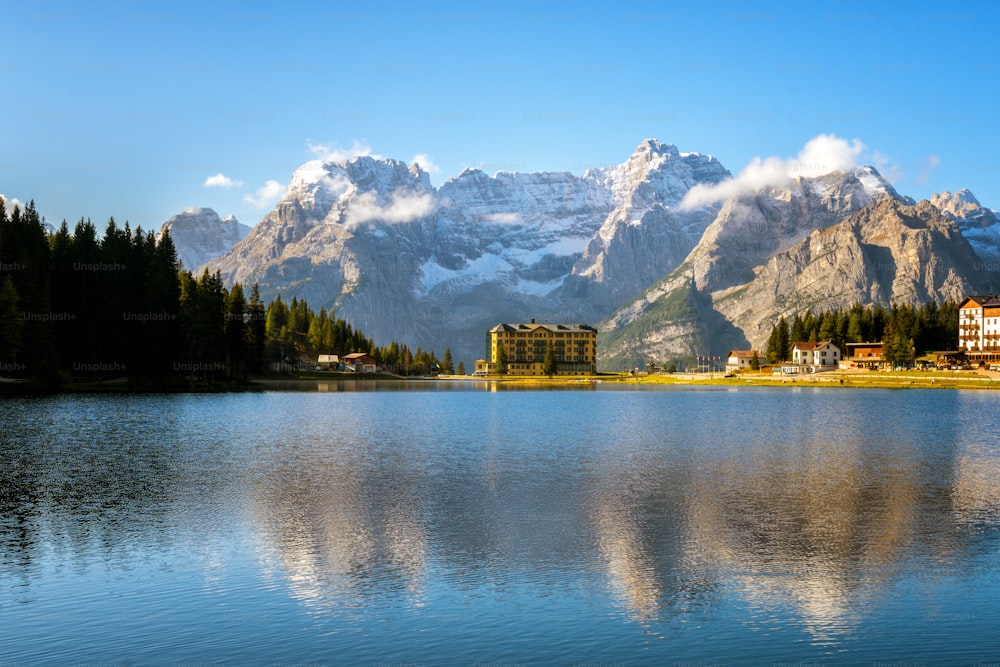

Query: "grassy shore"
left=598, top=369, right=1000, bottom=390
left=444, top=368, right=1000, bottom=391
left=5, top=369, right=998, bottom=394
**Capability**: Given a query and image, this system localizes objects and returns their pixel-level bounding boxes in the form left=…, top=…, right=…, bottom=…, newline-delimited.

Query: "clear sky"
left=3, top=0, right=998, bottom=231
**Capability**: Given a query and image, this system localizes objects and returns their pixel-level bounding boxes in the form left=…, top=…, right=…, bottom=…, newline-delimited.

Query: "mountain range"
left=161, top=140, right=1000, bottom=368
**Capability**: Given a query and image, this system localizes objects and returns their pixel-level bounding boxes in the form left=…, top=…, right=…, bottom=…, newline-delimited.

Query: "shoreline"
left=3, top=369, right=1000, bottom=395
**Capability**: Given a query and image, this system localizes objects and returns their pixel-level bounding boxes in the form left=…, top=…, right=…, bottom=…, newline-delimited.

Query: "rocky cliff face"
left=600, top=195, right=991, bottom=369
left=715, top=198, right=985, bottom=349
left=158, top=207, right=249, bottom=271
left=557, top=140, right=729, bottom=319
left=599, top=168, right=904, bottom=366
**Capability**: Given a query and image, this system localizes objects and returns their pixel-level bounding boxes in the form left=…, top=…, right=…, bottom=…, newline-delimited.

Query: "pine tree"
left=766, top=323, right=780, bottom=364
left=847, top=311, right=864, bottom=343
left=543, top=341, right=557, bottom=376
left=225, top=283, right=247, bottom=379
left=495, top=344, right=507, bottom=375
left=246, top=284, right=266, bottom=375
left=0, top=275, right=22, bottom=365
left=750, top=351, right=760, bottom=371
left=457, top=361, right=465, bottom=375
left=777, top=317, right=791, bottom=362
left=790, top=315, right=806, bottom=345
left=441, top=348, right=454, bottom=374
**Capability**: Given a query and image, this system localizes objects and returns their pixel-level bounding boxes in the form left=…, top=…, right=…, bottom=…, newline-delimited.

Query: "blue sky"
left=3, top=0, right=998, bottom=231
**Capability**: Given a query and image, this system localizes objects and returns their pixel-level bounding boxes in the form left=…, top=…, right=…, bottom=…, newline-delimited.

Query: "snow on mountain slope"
left=204, top=140, right=731, bottom=364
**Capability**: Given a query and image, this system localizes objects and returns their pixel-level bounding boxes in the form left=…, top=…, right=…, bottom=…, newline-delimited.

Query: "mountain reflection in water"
left=2, top=388, right=999, bottom=664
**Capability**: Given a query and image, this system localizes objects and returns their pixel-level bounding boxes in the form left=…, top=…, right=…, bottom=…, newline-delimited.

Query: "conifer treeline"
left=764, top=302, right=960, bottom=366
left=0, top=200, right=451, bottom=383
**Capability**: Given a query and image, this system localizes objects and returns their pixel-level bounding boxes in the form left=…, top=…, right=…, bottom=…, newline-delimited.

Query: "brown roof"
left=490, top=322, right=597, bottom=333
left=960, top=295, right=1000, bottom=309
left=792, top=341, right=835, bottom=351
left=727, top=350, right=762, bottom=359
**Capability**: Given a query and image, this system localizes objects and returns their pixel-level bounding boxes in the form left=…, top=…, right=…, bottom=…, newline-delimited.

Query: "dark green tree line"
left=0, top=200, right=446, bottom=385
left=764, top=302, right=959, bottom=363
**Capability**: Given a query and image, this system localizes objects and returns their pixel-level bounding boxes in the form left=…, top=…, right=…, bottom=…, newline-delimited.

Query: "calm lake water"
left=2, top=384, right=1000, bottom=665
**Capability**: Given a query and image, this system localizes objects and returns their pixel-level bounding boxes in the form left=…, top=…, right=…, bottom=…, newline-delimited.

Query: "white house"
left=726, top=350, right=764, bottom=373
left=791, top=341, right=841, bottom=371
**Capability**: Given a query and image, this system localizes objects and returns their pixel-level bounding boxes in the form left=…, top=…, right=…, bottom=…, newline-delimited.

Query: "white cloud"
left=308, top=139, right=376, bottom=163
left=679, top=134, right=866, bottom=210
left=410, top=153, right=441, bottom=175
left=243, top=180, right=286, bottom=209
left=344, top=189, right=437, bottom=228
left=202, top=172, right=243, bottom=189
left=484, top=212, right=521, bottom=224
left=0, top=194, right=23, bottom=211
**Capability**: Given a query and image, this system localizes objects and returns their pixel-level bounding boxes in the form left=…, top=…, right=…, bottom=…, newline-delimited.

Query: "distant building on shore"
left=791, top=341, right=841, bottom=371
left=475, top=320, right=597, bottom=376
left=725, top=350, right=764, bottom=373
left=842, top=342, right=887, bottom=370
left=958, top=295, right=1000, bottom=365
left=342, top=352, right=377, bottom=373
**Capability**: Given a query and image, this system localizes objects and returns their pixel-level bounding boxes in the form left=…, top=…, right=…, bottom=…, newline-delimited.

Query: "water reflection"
left=249, top=445, right=430, bottom=614
left=3, top=389, right=1000, bottom=662
left=585, top=393, right=988, bottom=647
left=234, top=390, right=996, bottom=645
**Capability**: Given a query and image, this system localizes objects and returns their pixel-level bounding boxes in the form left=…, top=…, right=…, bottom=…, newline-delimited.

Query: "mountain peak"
left=159, top=207, right=248, bottom=270
left=930, top=188, right=987, bottom=218
left=180, top=206, right=219, bottom=219
left=633, top=138, right=680, bottom=157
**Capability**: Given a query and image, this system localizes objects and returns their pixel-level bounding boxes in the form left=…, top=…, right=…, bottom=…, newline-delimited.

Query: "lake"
left=2, top=384, right=999, bottom=665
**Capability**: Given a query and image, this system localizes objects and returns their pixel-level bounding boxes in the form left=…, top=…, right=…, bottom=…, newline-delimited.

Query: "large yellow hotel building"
left=475, top=320, right=598, bottom=376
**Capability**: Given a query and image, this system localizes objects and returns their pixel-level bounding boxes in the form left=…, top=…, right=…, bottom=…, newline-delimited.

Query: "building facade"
left=342, top=352, right=377, bottom=373
left=791, top=341, right=841, bottom=371
left=475, top=321, right=598, bottom=376
left=725, top=350, right=764, bottom=373
left=843, top=342, right=887, bottom=370
left=959, top=295, right=1000, bottom=364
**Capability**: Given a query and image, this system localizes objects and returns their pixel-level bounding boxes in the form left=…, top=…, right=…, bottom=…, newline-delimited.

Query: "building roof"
left=960, top=295, right=1000, bottom=309
left=792, top=340, right=837, bottom=351
left=727, top=350, right=762, bottom=359
left=343, top=352, right=375, bottom=361
left=489, top=322, right=597, bottom=333
left=845, top=342, right=883, bottom=349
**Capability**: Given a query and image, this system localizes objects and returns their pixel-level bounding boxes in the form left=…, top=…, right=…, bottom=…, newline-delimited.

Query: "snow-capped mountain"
left=205, top=140, right=730, bottom=364
left=158, top=207, right=249, bottom=271
left=929, top=189, right=1000, bottom=263
left=204, top=140, right=1000, bottom=368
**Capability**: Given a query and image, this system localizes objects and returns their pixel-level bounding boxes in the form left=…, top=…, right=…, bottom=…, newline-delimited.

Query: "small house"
left=725, top=350, right=764, bottom=373
left=843, top=342, right=885, bottom=370
left=342, top=352, right=377, bottom=373
left=791, top=341, right=840, bottom=371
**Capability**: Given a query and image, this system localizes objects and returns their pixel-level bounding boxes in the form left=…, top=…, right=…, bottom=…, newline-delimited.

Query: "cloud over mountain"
left=679, top=134, right=865, bottom=210
left=343, top=189, right=437, bottom=228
